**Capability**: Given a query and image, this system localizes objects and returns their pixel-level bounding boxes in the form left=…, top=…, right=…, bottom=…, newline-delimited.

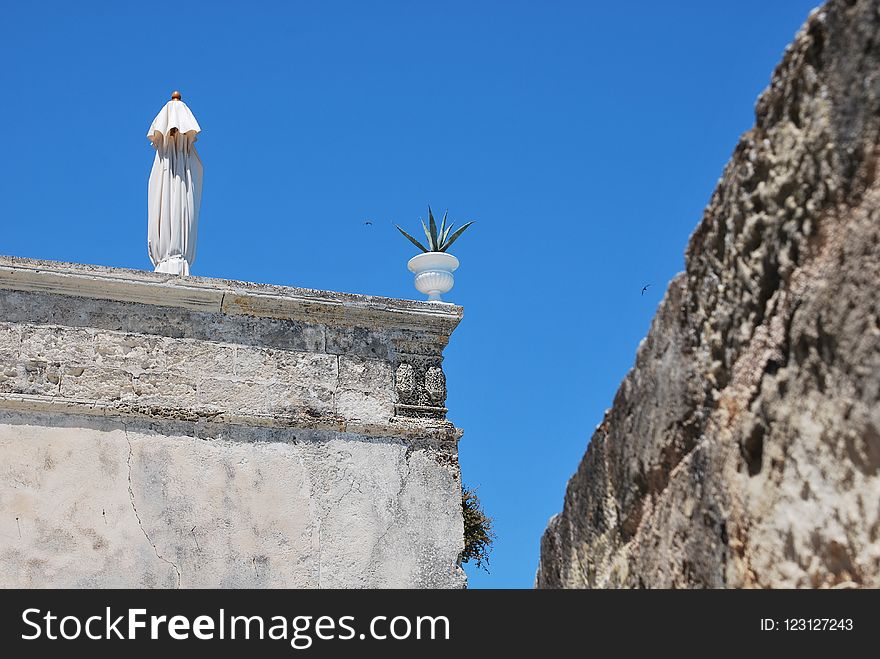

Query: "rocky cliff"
left=536, top=0, right=880, bottom=588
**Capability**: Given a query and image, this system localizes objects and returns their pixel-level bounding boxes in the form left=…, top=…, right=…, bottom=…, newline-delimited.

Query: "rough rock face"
left=537, top=0, right=880, bottom=588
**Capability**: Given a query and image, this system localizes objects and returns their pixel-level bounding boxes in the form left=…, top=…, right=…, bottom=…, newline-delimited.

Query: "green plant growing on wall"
left=396, top=206, right=475, bottom=253
left=461, top=484, right=495, bottom=572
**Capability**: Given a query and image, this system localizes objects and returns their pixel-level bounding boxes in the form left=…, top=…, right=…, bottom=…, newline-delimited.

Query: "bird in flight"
left=641, top=284, right=650, bottom=296
left=363, top=220, right=373, bottom=226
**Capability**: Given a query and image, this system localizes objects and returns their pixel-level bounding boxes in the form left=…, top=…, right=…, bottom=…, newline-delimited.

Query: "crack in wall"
left=374, top=446, right=413, bottom=553
left=316, top=518, right=322, bottom=588
left=123, top=422, right=182, bottom=588
left=314, top=458, right=358, bottom=588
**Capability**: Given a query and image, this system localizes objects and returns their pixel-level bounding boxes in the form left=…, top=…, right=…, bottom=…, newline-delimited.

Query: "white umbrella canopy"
left=147, top=91, right=203, bottom=275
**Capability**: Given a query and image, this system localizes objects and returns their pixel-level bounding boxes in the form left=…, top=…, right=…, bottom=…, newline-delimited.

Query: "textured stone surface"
left=537, top=0, right=880, bottom=589
left=0, top=412, right=462, bottom=588
left=0, top=257, right=465, bottom=588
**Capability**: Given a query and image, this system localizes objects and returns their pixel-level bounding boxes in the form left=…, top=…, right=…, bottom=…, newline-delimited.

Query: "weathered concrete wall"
left=537, top=0, right=880, bottom=588
left=0, top=256, right=465, bottom=588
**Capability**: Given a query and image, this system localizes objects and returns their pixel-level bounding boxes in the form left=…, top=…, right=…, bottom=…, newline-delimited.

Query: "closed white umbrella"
left=147, top=91, right=203, bottom=275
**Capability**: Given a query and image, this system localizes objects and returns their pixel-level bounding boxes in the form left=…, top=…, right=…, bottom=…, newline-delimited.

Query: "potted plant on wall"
left=396, top=207, right=474, bottom=302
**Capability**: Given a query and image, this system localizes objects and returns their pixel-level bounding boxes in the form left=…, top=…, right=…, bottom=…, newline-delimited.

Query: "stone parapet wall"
left=0, top=256, right=465, bottom=588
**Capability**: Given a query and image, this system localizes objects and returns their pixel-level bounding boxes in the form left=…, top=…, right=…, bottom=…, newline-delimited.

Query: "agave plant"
left=396, top=207, right=474, bottom=253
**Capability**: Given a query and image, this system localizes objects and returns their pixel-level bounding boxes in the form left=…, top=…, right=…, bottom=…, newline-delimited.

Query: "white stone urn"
left=407, top=252, right=459, bottom=302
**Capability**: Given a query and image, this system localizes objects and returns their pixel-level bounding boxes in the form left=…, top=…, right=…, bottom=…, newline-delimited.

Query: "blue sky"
left=1, top=1, right=820, bottom=587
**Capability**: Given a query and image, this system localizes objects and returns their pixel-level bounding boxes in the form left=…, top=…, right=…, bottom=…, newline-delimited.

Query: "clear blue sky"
left=1, top=1, right=819, bottom=587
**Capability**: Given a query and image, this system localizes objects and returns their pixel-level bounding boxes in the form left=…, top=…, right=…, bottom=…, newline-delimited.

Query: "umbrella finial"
left=171, top=91, right=182, bottom=101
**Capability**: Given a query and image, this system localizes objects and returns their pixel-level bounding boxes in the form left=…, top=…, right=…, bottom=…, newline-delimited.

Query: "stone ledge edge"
left=0, top=393, right=463, bottom=443
left=0, top=255, right=463, bottom=335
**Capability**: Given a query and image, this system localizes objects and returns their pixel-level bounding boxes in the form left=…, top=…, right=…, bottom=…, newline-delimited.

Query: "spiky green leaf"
left=441, top=222, right=454, bottom=246
left=440, top=221, right=474, bottom=252
left=428, top=206, right=438, bottom=250
left=420, top=219, right=435, bottom=251
left=396, top=225, right=429, bottom=252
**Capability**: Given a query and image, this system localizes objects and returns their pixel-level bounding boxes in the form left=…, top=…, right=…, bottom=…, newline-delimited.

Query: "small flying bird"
left=363, top=220, right=373, bottom=226
left=641, top=284, right=650, bottom=296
